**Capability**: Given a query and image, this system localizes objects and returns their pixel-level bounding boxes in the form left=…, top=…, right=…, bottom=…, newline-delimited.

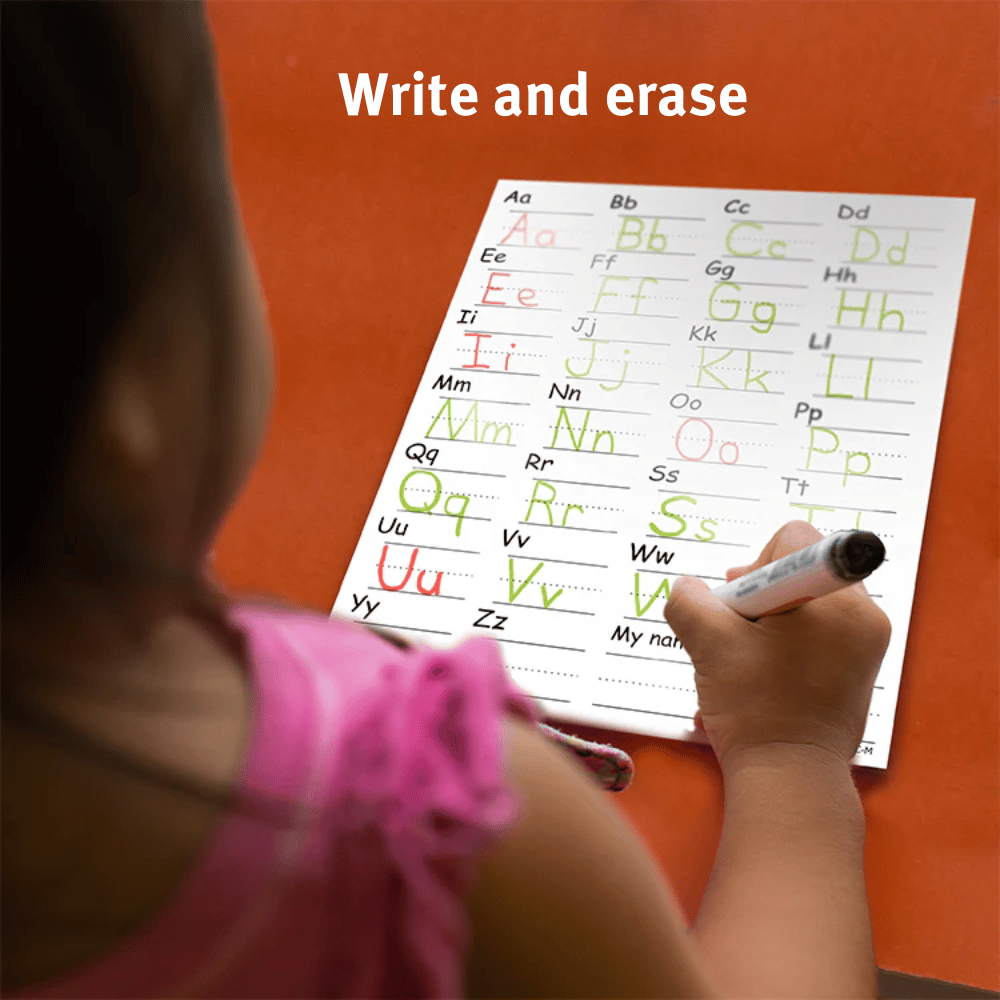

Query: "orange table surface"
left=208, top=2, right=1000, bottom=990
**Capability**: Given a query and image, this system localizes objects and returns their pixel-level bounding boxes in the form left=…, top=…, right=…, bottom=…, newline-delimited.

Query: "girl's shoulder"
left=234, top=602, right=537, bottom=729
left=226, top=603, right=541, bottom=997
left=231, top=604, right=540, bottom=812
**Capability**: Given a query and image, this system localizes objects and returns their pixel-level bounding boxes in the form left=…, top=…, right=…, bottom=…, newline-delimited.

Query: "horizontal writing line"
left=795, top=469, right=903, bottom=480
left=426, top=435, right=514, bottom=446
left=491, top=268, right=574, bottom=276
left=788, top=503, right=896, bottom=514
left=846, top=287, right=934, bottom=296
left=439, top=395, right=530, bottom=406
left=586, top=311, right=679, bottom=319
left=598, top=338, right=672, bottom=347
left=533, top=478, right=631, bottom=490
left=592, top=702, right=694, bottom=721
left=616, top=213, right=706, bottom=221
left=634, top=567, right=724, bottom=580
left=600, top=273, right=687, bottom=282
left=694, top=460, right=769, bottom=469
left=494, top=601, right=594, bottom=616
left=464, top=328, right=553, bottom=340
left=657, top=490, right=761, bottom=502
left=732, top=281, right=809, bottom=289
left=812, top=395, right=915, bottom=404
left=701, top=416, right=779, bottom=427
left=825, top=326, right=925, bottom=334
left=847, top=224, right=943, bottom=231
left=819, top=354, right=921, bottom=363
left=822, top=426, right=910, bottom=437
left=508, top=209, right=594, bottom=216
left=554, top=404, right=651, bottom=415
left=429, top=467, right=508, bottom=477
left=702, top=320, right=800, bottom=330
left=518, top=521, right=618, bottom=534
left=478, top=303, right=562, bottom=311
left=495, top=244, right=583, bottom=251
left=743, top=218, right=822, bottom=227
left=364, top=622, right=452, bottom=636
left=559, top=376, right=659, bottom=385
left=379, top=541, right=481, bottom=555
left=687, top=385, right=785, bottom=396
left=449, top=368, right=540, bottom=377
left=604, top=652, right=692, bottom=665
left=707, top=344, right=794, bottom=355
left=398, top=509, right=490, bottom=522
left=543, top=447, right=640, bottom=457
left=605, top=249, right=696, bottom=257
left=484, top=331, right=553, bottom=340
left=646, top=535, right=749, bottom=547
left=841, top=261, right=936, bottom=268
left=368, top=587, right=465, bottom=601
left=721, top=255, right=813, bottom=263
left=496, top=638, right=586, bottom=652
left=509, top=554, right=610, bottom=568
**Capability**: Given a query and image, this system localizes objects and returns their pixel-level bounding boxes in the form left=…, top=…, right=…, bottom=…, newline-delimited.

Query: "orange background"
left=207, top=1, right=1000, bottom=989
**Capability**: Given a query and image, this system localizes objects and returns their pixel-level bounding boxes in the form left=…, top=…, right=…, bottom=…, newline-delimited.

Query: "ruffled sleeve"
left=327, top=629, right=540, bottom=999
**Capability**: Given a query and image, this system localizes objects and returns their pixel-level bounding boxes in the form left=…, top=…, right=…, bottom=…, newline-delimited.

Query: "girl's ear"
left=63, top=348, right=171, bottom=594
left=65, top=254, right=214, bottom=583
left=101, top=364, right=162, bottom=473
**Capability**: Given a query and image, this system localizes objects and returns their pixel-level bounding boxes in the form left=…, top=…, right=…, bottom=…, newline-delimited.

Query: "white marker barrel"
left=712, top=530, right=885, bottom=620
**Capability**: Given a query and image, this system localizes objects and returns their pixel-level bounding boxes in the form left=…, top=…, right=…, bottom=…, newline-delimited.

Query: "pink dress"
left=20, top=606, right=539, bottom=999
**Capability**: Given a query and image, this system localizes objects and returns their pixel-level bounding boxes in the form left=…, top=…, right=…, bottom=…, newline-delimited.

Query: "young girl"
left=1, top=4, right=891, bottom=997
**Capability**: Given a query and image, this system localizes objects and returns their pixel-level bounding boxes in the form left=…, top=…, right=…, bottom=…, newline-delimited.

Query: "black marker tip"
left=835, top=531, right=886, bottom=580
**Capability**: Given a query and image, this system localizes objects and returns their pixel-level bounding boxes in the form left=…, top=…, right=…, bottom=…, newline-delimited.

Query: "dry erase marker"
left=711, top=530, right=885, bottom=620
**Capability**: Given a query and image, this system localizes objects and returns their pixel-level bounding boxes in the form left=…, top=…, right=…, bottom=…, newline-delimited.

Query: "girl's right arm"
left=467, top=521, right=889, bottom=999
left=466, top=713, right=716, bottom=999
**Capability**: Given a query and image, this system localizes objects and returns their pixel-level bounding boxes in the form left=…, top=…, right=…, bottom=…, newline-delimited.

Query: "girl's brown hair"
left=2, top=1, right=233, bottom=589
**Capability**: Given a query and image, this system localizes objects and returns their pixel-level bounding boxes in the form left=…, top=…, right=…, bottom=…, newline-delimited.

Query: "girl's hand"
left=664, top=520, right=891, bottom=768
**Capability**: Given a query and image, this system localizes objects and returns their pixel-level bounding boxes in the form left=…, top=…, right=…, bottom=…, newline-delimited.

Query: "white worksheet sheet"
left=333, top=180, right=974, bottom=770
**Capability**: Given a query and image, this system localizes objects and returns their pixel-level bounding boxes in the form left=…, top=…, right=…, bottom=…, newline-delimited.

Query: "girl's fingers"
left=728, top=521, right=824, bottom=582
left=762, top=520, right=823, bottom=562
left=664, top=577, right=742, bottom=664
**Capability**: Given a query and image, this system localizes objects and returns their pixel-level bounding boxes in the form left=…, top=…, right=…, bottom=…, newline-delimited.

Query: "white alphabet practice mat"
left=333, top=180, right=974, bottom=769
